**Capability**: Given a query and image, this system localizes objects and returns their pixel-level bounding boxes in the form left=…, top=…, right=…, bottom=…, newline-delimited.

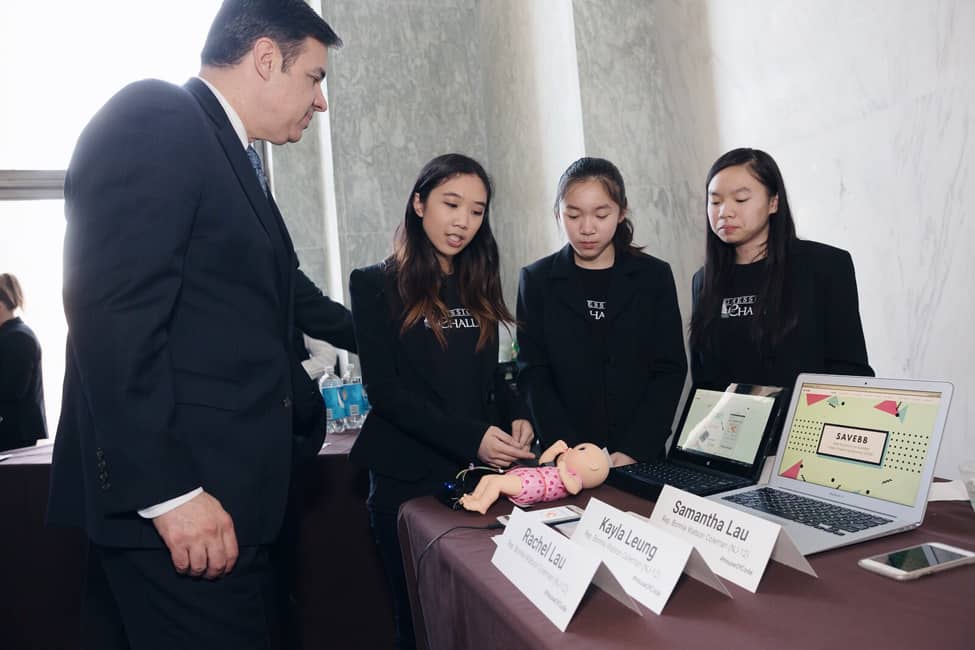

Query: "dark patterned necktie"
left=246, top=145, right=269, bottom=196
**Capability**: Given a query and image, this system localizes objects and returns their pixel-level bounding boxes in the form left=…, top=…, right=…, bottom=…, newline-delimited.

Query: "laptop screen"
left=674, top=387, right=780, bottom=467
left=777, top=381, right=945, bottom=507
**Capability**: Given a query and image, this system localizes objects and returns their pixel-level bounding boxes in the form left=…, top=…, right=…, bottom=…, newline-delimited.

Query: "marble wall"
left=321, top=0, right=488, bottom=284
left=320, top=0, right=584, bottom=310
left=695, top=0, right=974, bottom=478
left=270, top=120, right=330, bottom=291
left=478, top=0, right=586, bottom=310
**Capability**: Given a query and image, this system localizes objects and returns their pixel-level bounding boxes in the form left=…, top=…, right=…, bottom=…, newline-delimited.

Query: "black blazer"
left=49, top=78, right=352, bottom=547
left=349, top=262, right=524, bottom=506
left=690, top=239, right=873, bottom=390
left=517, top=245, right=688, bottom=461
left=0, top=317, right=47, bottom=450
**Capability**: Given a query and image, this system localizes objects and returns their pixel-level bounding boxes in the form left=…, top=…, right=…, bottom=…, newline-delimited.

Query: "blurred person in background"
left=0, top=272, right=47, bottom=451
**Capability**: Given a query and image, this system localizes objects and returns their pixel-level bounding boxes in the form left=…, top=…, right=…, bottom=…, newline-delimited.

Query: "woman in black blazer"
left=517, top=158, right=687, bottom=467
left=689, top=148, right=873, bottom=391
left=0, top=273, right=47, bottom=451
left=350, top=154, right=532, bottom=650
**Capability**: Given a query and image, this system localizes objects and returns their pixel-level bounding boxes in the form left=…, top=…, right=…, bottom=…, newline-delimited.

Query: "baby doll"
left=459, top=440, right=610, bottom=514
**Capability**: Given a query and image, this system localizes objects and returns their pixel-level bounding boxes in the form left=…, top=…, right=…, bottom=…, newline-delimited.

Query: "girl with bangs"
left=350, top=153, right=533, bottom=649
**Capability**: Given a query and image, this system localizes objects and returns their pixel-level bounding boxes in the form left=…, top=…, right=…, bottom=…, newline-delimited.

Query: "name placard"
left=649, top=485, right=816, bottom=592
left=572, top=498, right=724, bottom=613
left=491, top=507, right=604, bottom=631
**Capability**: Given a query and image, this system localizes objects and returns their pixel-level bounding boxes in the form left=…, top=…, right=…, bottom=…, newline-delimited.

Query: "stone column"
left=478, top=0, right=587, bottom=309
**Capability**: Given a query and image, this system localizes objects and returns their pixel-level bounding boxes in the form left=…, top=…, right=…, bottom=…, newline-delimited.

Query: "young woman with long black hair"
left=517, top=157, right=687, bottom=467
left=349, top=154, right=533, bottom=649
left=689, top=147, right=873, bottom=391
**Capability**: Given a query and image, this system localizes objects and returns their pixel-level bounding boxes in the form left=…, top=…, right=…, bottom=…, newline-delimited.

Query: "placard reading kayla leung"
left=572, top=498, right=727, bottom=613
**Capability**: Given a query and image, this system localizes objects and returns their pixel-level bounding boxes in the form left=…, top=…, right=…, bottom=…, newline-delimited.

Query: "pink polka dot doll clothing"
left=506, top=466, right=577, bottom=506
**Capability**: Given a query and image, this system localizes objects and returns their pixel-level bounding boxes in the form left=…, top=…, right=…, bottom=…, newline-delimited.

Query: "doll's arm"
left=558, top=463, right=583, bottom=495
left=538, top=439, right=569, bottom=465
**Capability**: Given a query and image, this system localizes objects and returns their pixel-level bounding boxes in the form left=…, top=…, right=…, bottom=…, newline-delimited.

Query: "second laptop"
left=608, top=384, right=789, bottom=501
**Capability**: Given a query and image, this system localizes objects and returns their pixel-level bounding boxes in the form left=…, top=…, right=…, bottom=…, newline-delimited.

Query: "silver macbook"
left=711, top=374, right=953, bottom=555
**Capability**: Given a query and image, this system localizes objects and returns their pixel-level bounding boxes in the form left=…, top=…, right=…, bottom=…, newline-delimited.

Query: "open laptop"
left=608, top=384, right=789, bottom=501
left=713, top=374, right=953, bottom=555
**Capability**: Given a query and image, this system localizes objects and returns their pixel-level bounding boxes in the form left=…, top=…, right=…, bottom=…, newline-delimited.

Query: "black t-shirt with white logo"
left=713, top=259, right=766, bottom=386
left=425, top=274, right=485, bottom=421
left=576, top=264, right=613, bottom=440
left=578, top=265, right=611, bottom=326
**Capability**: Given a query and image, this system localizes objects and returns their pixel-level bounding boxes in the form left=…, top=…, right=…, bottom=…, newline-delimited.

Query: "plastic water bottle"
left=345, top=376, right=366, bottom=429
left=319, top=367, right=347, bottom=434
left=342, top=364, right=366, bottom=429
left=360, top=383, right=371, bottom=417
left=339, top=365, right=352, bottom=430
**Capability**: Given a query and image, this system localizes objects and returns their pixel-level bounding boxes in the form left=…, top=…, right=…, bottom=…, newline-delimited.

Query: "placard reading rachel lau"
left=491, top=507, right=627, bottom=631
left=649, top=485, right=817, bottom=592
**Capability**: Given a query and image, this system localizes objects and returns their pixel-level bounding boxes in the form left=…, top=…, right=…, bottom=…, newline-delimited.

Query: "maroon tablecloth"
left=398, top=484, right=975, bottom=650
left=0, top=431, right=393, bottom=649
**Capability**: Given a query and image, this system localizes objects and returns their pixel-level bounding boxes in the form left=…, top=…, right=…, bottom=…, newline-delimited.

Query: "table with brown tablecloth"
left=398, top=484, right=975, bottom=650
left=0, top=431, right=393, bottom=649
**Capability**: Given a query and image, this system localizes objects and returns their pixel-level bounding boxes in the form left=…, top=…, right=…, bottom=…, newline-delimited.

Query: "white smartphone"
left=858, top=542, right=975, bottom=581
left=496, top=504, right=584, bottom=527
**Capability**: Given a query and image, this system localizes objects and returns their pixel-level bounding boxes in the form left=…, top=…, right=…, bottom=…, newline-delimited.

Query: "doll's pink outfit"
left=506, top=466, right=577, bottom=506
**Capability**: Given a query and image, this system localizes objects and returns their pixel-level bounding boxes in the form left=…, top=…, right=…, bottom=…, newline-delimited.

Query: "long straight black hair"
left=388, top=153, right=513, bottom=351
left=689, top=148, right=799, bottom=353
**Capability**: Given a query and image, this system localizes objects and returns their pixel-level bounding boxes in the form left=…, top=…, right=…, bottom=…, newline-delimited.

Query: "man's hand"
left=477, top=426, right=536, bottom=468
left=510, top=419, right=534, bottom=449
left=152, top=490, right=238, bottom=579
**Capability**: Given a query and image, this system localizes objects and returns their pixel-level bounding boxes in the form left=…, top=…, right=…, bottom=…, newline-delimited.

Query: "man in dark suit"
left=47, top=2, right=348, bottom=647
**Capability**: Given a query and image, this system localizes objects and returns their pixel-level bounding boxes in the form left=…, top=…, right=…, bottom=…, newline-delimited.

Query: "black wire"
left=417, top=523, right=503, bottom=573
left=414, top=522, right=504, bottom=633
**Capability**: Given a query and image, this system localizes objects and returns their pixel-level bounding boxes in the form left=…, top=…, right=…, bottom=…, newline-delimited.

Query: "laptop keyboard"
left=617, top=461, right=742, bottom=492
left=723, top=487, right=892, bottom=536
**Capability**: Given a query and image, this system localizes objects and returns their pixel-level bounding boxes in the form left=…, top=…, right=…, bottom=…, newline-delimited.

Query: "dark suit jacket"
left=293, top=269, right=357, bottom=354
left=690, top=239, right=874, bottom=390
left=48, top=78, right=352, bottom=548
left=0, top=317, right=47, bottom=450
left=348, top=262, right=525, bottom=508
left=517, top=245, right=688, bottom=461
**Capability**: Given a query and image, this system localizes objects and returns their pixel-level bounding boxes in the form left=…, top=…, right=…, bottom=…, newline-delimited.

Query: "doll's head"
left=558, top=443, right=611, bottom=488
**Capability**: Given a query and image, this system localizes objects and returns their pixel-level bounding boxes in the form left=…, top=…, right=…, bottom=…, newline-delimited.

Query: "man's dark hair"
left=201, top=0, right=342, bottom=71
